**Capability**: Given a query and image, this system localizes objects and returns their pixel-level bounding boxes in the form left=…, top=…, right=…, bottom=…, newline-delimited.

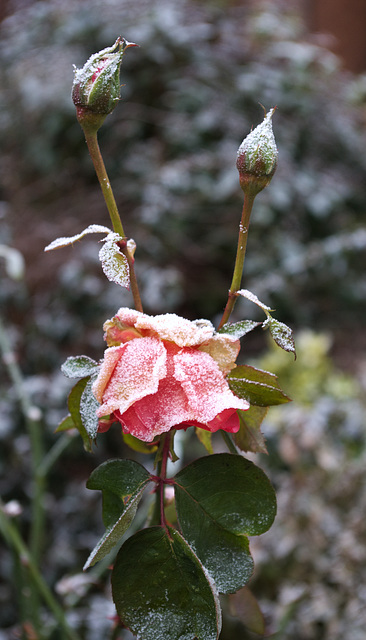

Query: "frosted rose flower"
left=93, top=308, right=249, bottom=442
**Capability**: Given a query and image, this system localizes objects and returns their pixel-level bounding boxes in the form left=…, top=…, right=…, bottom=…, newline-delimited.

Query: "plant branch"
left=218, top=193, right=255, bottom=329
left=83, top=129, right=143, bottom=312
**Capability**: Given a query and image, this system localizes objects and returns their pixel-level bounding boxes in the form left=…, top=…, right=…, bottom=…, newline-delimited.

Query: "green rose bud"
left=236, top=107, right=278, bottom=197
left=72, top=37, right=138, bottom=131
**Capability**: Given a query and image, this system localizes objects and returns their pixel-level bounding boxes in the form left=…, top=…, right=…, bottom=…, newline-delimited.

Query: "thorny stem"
left=218, top=193, right=255, bottom=329
left=82, top=128, right=143, bottom=312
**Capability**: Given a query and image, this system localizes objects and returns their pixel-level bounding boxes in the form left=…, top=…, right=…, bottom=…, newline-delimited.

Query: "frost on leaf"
left=99, top=234, right=130, bottom=289
left=44, top=224, right=112, bottom=251
left=263, top=317, right=296, bottom=358
left=61, top=355, right=99, bottom=379
left=237, top=289, right=273, bottom=313
left=80, top=376, right=100, bottom=440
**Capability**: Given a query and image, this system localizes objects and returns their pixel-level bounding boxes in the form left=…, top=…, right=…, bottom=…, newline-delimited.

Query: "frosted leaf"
left=44, top=224, right=112, bottom=251
left=98, top=234, right=130, bottom=289
left=263, top=317, right=296, bottom=357
left=218, top=320, right=261, bottom=340
left=80, top=376, right=100, bottom=440
left=237, top=289, right=273, bottom=314
left=61, top=355, right=98, bottom=379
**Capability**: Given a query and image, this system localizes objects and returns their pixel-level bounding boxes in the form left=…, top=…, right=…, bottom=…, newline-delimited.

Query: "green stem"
left=221, top=431, right=238, bottom=455
left=0, top=318, right=45, bottom=629
left=151, top=432, right=172, bottom=527
left=218, top=193, right=255, bottom=329
left=82, top=128, right=143, bottom=312
left=0, top=502, right=81, bottom=640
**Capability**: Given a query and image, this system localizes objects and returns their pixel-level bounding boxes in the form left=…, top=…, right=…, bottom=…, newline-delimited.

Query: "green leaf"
left=84, top=459, right=151, bottom=569
left=195, top=427, right=214, bottom=454
left=237, top=289, right=273, bottom=313
left=263, top=316, right=296, bottom=358
left=228, top=365, right=291, bottom=406
left=234, top=407, right=268, bottom=454
left=61, top=355, right=98, bottom=379
left=229, top=586, right=265, bottom=635
left=55, top=414, right=75, bottom=433
left=111, top=526, right=221, bottom=640
left=122, top=432, right=158, bottom=454
left=67, top=378, right=93, bottom=452
left=44, top=223, right=111, bottom=251
left=99, top=234, right=130, bottom=288
left=218, top=320, right=261, bottom=340
left=79, top=376, right=99, bottom=440
left=174, top=453, right=276, bottom=594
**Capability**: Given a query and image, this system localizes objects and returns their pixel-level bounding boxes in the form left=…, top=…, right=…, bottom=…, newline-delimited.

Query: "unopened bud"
left=236, top=107, right=278, bottom=197
left=72, top=37, right=138, bottom=131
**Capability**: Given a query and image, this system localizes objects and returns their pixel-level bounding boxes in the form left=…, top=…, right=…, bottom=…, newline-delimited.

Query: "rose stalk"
left=219, top=107, right=278, bottom=328
left=72, top=37, right=143, bottom=312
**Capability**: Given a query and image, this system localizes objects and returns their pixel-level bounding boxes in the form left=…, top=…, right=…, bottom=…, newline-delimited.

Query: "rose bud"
left=72, top=37, right=138, bottom=130
left=236, top=107, right=278, bottom=197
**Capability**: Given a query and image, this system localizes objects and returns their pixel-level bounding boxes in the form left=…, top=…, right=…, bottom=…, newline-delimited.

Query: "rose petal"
left=174, top=349, right=248, bottom=423
left=199, top=333, right=241, bottom=374
left=94, top=337, right=167, bottom=417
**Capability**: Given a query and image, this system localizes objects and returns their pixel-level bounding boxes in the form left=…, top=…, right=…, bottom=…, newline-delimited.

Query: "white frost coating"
left=44, top=224, right=112, bottom=251
left=80, top=376, right=100, bottom=440
left=237, top=289, right=273, bottom=313
left=237, top=107, right=278, bottom=175
left=98, top=236, right=130, bottom=289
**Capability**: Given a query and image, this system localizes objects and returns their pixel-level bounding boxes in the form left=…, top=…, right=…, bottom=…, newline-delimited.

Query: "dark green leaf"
left=175, top=454, right=276, bottom=593
left=229, top=586, right=265, bottom=635
left=61, top=355, right=98, bottom=379
left=228, top=365, right=291, bottom=406
left=263, top=316, right=296, bottom=358
left=67, top=378, right=92, bottom=452
left=218, top=320, right=261, bottom=340
left=112, top=526, right=221, bottom=640
left=84, top=459, right=151, bottom=569
left=234, top=407, right=268, bottom=454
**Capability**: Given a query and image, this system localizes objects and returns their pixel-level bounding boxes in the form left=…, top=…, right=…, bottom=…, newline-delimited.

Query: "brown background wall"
left=306, top=0, right=366, bottom=71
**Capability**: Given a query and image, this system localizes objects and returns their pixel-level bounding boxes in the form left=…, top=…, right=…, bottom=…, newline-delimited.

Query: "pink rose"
left=93, top=309, right=249, bottom=442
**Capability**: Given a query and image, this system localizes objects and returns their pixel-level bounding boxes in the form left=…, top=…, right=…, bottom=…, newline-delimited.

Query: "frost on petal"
left=107, top=309, right=215, bottom=347
left=174, top=349, right=248, bottom=424
left=134, top=313, right=215, bottom=347
left=94, top=337, right=167, bottom=417
left=199, top=334, right=241, bottom=375
left=116, top=376, right=192, bottom=442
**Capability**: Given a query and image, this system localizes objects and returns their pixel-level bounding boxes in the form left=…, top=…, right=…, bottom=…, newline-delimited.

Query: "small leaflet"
left=218, top=320, right=261, bottom=340
left=44, top=224, right=112, bottom=251
left=237, top=289, right=273, bottom=313
left=98, top=233, right=130, bottom=289
left=262, top=317, right=296, bottom=358
left=61, top=355, right=99, bottom=379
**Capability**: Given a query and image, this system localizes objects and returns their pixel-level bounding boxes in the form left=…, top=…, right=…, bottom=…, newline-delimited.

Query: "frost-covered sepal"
left=72, top=37, right=138, bottom=118
left=236, top=107, right=278, bottom=196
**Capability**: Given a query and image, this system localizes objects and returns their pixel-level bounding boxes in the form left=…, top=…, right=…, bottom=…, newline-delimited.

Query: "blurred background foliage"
left=0, top=0, right=366, bottom=638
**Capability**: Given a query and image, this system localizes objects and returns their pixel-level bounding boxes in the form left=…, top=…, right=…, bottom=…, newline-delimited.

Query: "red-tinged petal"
left=94, top=337, right=167, bottom=417
left=173, top=349, right=248, bottom=424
